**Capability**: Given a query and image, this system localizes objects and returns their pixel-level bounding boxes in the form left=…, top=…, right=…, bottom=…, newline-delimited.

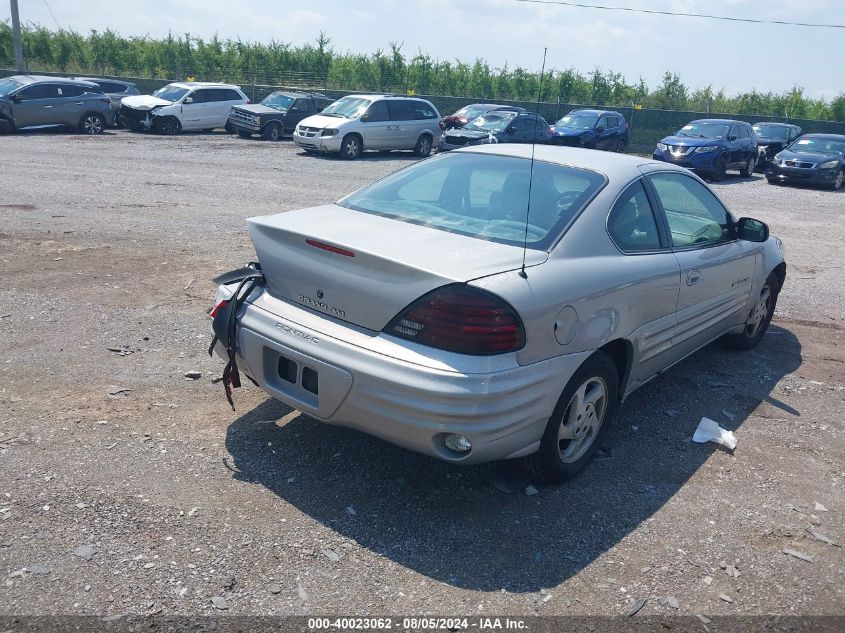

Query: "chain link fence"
left=4, top=68, right=844, bottom=153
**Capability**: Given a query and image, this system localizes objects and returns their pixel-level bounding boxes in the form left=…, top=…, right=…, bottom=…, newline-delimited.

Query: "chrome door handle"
left=75, top=101, right=84, bottom=105
left=43, top=105, right=53, bottom=108
left=686, top=269, right=701, bottom=286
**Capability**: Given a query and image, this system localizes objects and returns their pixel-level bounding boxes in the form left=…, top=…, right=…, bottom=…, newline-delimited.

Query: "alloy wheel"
left=557, top=377, right=608, bottom=463
left=83, top=115, right=103, bottom=134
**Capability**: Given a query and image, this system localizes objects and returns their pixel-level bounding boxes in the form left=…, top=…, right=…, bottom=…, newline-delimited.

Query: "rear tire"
left=339, top=134, right=362, bottom=160
left=154, top=116, right=181, bottom=135
left=740, top=154, right=757, bottom=178
left=613, top=138, right=627, bottom=153
left=522, top=351, right=618, bottom=484
left=79, top=112, right=105, bottom=135
left=263, top=122, right=282, bottom=141
left=414, top=134, right=433, bottom=157
left=723, top=273, right=779, bottom=351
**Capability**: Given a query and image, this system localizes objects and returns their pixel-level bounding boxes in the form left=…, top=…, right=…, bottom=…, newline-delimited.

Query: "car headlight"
left=254, top=116, right=261, bottom=125
left=656, top=142, right=668, bottom=151
left=818, top=160, right=839, bottom=169
left=321, top=128, right=339, bottom=137
left=694, top=145, right=720, bottom=154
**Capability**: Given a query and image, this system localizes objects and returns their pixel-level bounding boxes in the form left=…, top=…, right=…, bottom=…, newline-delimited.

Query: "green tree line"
left=2, top=22, right=843, bottom=121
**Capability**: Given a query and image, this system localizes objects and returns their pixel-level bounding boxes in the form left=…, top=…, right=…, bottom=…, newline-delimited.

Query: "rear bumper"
left=218, top=292, right=589, bottom=464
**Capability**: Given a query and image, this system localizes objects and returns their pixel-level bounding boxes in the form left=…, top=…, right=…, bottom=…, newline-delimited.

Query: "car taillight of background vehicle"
left=384, top=284, right=525, bottom=355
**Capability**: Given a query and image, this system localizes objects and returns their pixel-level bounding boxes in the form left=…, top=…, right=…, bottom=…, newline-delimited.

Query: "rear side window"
left=649, top=173, right=732, bottom=248
left=95, top=81, right=125, bottom=93
left=738, top=125, right=749, bottom=139
left=223, top=89, right=243, bottom=101
left=411, top=101, right=437, bottom=120
left=607, top=181, right=662, bottom=252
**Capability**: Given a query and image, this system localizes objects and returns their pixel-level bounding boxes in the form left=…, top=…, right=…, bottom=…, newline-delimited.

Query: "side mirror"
left=728, top=134, right=737, bottom=141
left=10, top=94, right=21, bottom=103
left=595, top=125, right=605, bottom=133
left=361, top=113, right=371, bottom=122
left=736, top=217, right=769, bottom=242
left=184, top=96, right=193, bottom=104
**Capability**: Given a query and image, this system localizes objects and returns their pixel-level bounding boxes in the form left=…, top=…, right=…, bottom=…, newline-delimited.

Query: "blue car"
left=766, top=133, right=845, bottom=190
left=653, top=119, right=757, bottom=181
left=549, top=109, right=629, bottom=152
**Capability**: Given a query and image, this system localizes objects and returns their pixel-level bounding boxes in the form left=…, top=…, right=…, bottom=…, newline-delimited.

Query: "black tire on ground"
left=723, top=273, right=780, bottom=351
left=830, top=169, right=843, bottom=191
left=614, top=138, right=627, bottom=153
left=224, top=121, right=235, bottom=134
left=522, top=351, right=619, bottom=484
left=263, top=122, right=282, bottom=141
left=79, top=112, right=105, bottom=135
left=740, top=154, right=757, bottom=178
left=413, top=134, right=433, bottom=158
left=237, top=130, right=252, bottom=139
left=767, top=177, right=779, bottom=185
left=154, top=116, right=181, bottom=135
left=339, top=134, right=362, bottom=160
left=710, top=155, right=728, bottom=182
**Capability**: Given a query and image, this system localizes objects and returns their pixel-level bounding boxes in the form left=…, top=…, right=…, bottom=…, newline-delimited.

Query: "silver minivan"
left=293, top=94, right=441, bottom=159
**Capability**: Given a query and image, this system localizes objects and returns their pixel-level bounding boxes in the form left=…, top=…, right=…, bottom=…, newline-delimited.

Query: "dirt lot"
left=0, top=130, right=843, bottom=623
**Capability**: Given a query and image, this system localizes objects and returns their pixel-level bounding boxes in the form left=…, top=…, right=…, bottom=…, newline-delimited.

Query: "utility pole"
left=10, top=0, right=25, bottom=72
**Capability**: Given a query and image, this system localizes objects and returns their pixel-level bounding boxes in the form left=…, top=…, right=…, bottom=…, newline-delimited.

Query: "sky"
left=2, top=0, right=843, bottom=100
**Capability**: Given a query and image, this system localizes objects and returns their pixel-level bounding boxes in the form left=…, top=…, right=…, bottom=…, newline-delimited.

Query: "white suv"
left=293, top=94, right=441, bottom=159
left=118, top=82, right=249, bottom=134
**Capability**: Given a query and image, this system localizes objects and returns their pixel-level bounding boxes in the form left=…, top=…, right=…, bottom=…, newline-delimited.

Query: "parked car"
left=766, top=133, right=845, bottom=190
left=440, top=103, right=526, bottom=130
left=653, top=119, right=758, bottom=181
left=438, top=110, right=551, bottom=151
left=209, top=145, right=785, bottom=483
left=74, top=77, right=140, bottom=120
left=0, top=75, right=114, bottom=134
left=228, top=90, right=331, bottom=141
left=118, top=82, right=248, bottom=134
left=549, top=109, right=629, bottom=152
left=752, top=122, right=803, bottom=172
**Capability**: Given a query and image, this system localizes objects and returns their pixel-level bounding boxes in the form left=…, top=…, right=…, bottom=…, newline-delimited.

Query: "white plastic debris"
left=692, top=417, right=737, bottom=451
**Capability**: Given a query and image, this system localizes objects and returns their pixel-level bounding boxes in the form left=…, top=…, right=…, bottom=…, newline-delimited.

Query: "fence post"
left=252, top=77, right=256, bottom=102
left=556, top=96, right=560, bottom=121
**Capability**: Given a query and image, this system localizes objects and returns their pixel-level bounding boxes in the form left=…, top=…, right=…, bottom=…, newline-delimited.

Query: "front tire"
left=830, top=169, right=843, bottom=191
left=263, top=122, right=282, bottom=141
left=154, top=116, right=181, bottom=135
left=523, top=351, right=619, bottom=484
left=339, top=134, right=362, bottom=160
left=710, top=155, right=728, bottom=182
left=723, top=274, right=779, bottom=350
left=224, top=121, right=235, bottom=134
left=414, top=134, right=433, bottom=157
left=79, top=113, right=105, bottom=135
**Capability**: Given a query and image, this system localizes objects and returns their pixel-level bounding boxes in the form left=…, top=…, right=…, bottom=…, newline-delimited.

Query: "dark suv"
left=752, top=122, right=802, bottom=172
left=550, top=109, right=629, bottom=152
left=440, top=104, right=526, bottom=130
left=0, top=75, right=114, bottom=134
left=228, top=91, right=331, bottom=141
left=653, top=119, right=758, bottom=181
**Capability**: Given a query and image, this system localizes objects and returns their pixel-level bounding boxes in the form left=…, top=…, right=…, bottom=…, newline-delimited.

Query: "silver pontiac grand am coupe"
left=210, top=145, right=786, bottom=483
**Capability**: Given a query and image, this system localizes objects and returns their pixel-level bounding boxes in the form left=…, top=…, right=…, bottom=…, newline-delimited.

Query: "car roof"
left=268, top=90, right=325, bottom=98
left=169, top=81, right=242, bottom=89
left=800, top=133, right=845, bottom=140
left=346, top=94, right=432, bottom=101
left=690, top=118, right=746, bottom=124
left=11, top=74, right=98, bottom=87
left=569, top=108, right=620, bottom=115
left=454, top=143, right=682, bottom=180
left=76, top=77, right=136, bottom=87
left=753, top=121, right=796, bottom=127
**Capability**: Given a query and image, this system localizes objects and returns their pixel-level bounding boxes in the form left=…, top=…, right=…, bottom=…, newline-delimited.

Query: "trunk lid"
left=248, top=204, right=546, bottom=331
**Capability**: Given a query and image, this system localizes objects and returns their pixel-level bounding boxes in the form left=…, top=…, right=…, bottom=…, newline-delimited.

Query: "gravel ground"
left=0, top=130, right=843, bottom=622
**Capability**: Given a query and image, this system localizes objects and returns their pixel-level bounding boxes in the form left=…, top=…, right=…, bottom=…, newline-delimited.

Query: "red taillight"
left=306, top=239, right=355, bottom=257
left=209, top=300, right=228, bottom=318
left=384, top=285, right=525, bottom=355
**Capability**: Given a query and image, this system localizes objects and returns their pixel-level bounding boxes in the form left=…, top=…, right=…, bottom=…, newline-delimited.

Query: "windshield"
left=321, top=96, right=371, bottom=119
left=261, top=93, right=295, bottom=111
left=338, top=152, right=605, bottom=249
left=152, top=85, right=189, bottom=102
left=555, top=113, right=598, bottom=130
left=465, top=111, right=518, bottom=133
left=0, top=77, right=25, bottom=97
left=675, top=122, right=730, bottom=139
left=753, top=125, right=789, bottom=140
left=788, top=136, right=845, bottom=155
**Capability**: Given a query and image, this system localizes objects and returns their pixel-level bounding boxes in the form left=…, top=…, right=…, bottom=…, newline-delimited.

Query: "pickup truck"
left=228, top=90, right=331, bottom=141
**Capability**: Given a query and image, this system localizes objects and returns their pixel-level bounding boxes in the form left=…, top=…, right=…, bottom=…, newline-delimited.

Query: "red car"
left=440, top=104, right=526, bottom=130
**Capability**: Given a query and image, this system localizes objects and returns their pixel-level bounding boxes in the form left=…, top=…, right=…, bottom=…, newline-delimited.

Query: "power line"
left=42, top=0, right=61, bottom=30
left=508, top=0, right=845, bottom=29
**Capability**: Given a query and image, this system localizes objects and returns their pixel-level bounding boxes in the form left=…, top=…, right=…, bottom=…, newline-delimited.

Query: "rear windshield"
left=0, top=77, right=25, bottom=97
left=152, top=85, right=189, bottom=102
left=338, top=152, right=605, bottom=250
